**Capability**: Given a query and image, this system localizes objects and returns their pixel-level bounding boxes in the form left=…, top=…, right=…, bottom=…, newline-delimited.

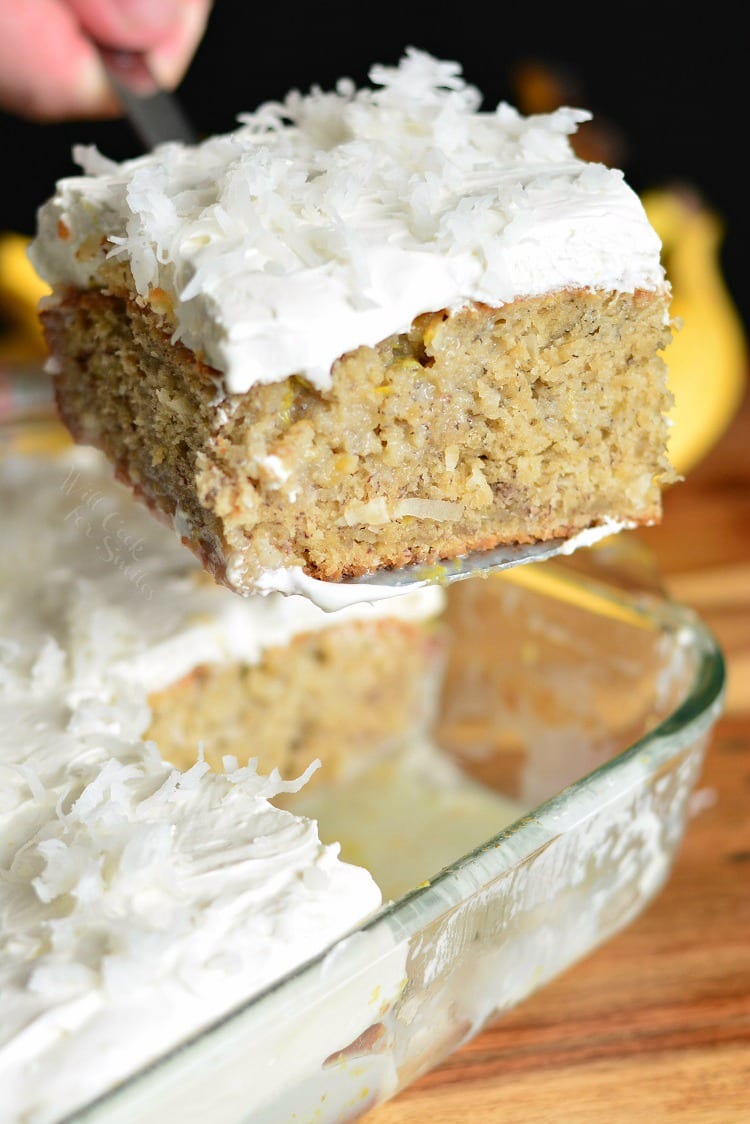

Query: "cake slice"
left=29, top=48, right=676, bottom=602
left=145, top=593, right=445, bottom=782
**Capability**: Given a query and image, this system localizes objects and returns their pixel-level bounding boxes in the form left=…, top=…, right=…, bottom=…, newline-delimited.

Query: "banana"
left=0, top=233, right=50, bottom=362
left=643, top=186, right=747, bottom=476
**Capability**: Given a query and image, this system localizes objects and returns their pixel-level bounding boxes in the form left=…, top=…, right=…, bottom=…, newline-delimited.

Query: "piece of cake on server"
left=29, top=48, right=676, bottom=603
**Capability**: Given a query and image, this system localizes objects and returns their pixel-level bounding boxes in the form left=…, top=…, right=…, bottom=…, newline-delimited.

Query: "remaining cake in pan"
left=4, top=443, right=547, bottom=1123
left=146, top=595, right=445, bottom=779
left=0, top=447, right=391, bottom=1121
left=30, top=48, right=676, bottom=601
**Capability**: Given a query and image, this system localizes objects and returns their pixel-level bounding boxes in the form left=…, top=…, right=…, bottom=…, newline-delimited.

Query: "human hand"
left=0, top=0, right=211, bottom=121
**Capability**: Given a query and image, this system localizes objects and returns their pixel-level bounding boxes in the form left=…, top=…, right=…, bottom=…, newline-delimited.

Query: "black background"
left=1, top=2, right=746, bottom=331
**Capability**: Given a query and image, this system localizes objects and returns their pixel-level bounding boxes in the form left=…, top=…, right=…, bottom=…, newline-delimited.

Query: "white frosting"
left=29, top=48, right=668, bottom=396
left=250, top=561, right=419, bottom=610
left=0, top=448, right=417, bottom=1121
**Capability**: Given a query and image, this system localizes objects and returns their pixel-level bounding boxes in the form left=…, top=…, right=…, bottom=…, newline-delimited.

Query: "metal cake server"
left=95, top=44, right=197, bottom=148
left=335, top=526, right=619, bottom=593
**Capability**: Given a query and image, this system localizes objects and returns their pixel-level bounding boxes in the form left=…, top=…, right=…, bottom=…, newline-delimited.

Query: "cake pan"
left=52, top=538, right=724, bottom=1124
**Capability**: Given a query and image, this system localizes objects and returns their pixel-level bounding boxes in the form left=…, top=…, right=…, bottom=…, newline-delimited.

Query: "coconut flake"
left=393, top=498, right=465, bottom=521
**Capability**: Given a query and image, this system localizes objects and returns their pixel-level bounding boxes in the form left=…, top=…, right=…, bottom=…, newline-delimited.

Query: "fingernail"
left=110, top=0, right=182, bottom=35
left=77, top=53, right=121, bottom=115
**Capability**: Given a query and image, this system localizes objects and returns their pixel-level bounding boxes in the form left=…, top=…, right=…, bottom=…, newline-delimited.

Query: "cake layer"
left=148, top=616, right=444, bottom=781
left=45, top=284, right=674, bottom=596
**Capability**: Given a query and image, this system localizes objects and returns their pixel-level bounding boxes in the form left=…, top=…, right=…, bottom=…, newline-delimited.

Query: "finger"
left=0, top=0, right=118, bottom=120
left=66, top=0, right=212, bottom=91
left=147, top=1, right=211, bottom=91
left=0, top=0, right=211, bottom=122
left=64, top=0, right=188, bottom=51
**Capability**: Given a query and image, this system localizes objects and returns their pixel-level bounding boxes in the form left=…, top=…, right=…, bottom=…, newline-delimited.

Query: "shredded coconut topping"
left=29, top=48, right=667, bottom=395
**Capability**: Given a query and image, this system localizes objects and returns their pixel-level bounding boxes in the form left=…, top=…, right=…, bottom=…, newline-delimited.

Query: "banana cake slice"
left=30, top=48, right=676, bottom=605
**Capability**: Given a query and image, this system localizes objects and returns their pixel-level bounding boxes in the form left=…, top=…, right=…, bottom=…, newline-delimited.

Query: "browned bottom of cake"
left=45, top=284, right=675, bottom=593
left=147, top=618, right=445, bottom=785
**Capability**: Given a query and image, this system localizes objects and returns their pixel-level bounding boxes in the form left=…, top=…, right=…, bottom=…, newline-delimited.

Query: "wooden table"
left=370, top=386, right=750, bottom=1123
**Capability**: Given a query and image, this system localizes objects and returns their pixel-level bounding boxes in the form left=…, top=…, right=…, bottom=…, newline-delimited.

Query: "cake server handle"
left=95, top=44, right=198, bottom=149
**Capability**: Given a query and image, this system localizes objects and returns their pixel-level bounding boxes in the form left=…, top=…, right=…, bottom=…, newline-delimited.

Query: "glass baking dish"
left=44, top=527, right=722, bottom=1124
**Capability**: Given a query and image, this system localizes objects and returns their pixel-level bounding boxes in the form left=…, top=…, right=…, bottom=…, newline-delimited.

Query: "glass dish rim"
left=65, top=565, right=727, bottom=1123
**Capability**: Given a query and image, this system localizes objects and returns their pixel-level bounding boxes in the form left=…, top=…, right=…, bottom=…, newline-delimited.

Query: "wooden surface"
left=369, top=386, right=750, bottom=1124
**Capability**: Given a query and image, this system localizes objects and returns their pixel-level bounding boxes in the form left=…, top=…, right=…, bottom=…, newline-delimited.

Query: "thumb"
left=64, top=0, right=188, bottom=50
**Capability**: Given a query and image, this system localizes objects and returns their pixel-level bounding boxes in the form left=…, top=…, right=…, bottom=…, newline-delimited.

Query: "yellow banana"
left=643, top=186, right=747, bottom=476
left=0, top=233, right=50, bottom=361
